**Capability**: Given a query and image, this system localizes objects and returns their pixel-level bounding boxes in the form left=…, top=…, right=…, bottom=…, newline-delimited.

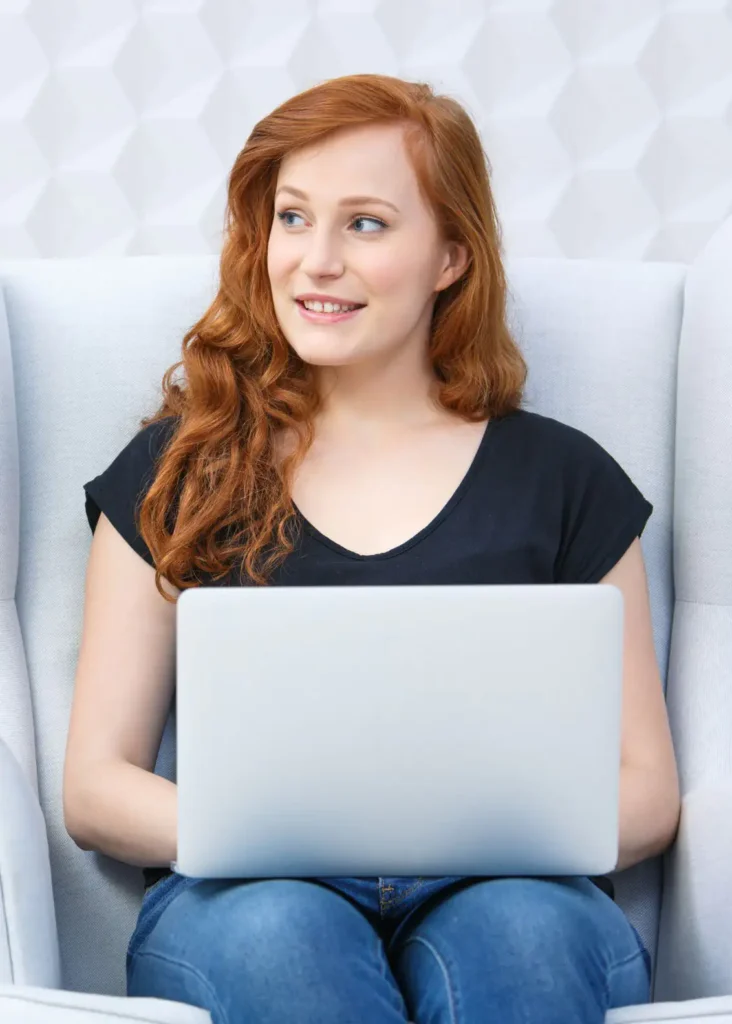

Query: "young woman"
left=64, top=74, right=680, bottom=1024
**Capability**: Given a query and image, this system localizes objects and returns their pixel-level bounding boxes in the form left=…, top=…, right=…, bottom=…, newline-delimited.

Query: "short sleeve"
left=554, top=428, right=653, bottom=584
left=83, top=417, right=178, bottom=567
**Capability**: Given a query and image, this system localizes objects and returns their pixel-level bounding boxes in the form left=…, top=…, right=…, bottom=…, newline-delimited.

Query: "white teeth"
left=302, top=299, right=357, bottom=313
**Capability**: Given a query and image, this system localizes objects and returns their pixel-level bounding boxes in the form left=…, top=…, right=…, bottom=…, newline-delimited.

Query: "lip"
left=295, top=299, right=363, bottom=324
left=295, top=293, right=365, bottom=306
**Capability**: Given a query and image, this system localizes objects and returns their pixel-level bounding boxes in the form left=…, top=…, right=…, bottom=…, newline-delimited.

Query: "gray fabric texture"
left=0, top=296, right=36, bottom=790
left=0, top=738, right=60, bottom=987
left=656, top=787, right=732, bottom=1002
left=652, top=216, right=732, bottom=1002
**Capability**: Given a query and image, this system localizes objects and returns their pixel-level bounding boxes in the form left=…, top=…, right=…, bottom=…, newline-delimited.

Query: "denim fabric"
left=127, top=873, right=650, bottom=1023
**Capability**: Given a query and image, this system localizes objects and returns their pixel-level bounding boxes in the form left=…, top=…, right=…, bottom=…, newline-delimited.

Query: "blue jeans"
left=127, top=874, right=651, bottom=1023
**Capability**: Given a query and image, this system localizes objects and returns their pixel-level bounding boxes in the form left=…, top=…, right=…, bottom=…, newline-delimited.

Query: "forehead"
left=277, top=123, right=420, bottom=202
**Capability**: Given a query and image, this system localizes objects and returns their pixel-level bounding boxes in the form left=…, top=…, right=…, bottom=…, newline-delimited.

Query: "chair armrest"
left=654, top=785, right=732, bottom=1002
left=608, top=995, right=732, bottom=1021
left=0, top=738, right=61, bottom=987
left=0, top=986, right=211, bottom=1023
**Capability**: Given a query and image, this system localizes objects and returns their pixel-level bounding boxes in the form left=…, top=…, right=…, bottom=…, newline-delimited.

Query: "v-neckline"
left=294, top=416, right=499, bottom=562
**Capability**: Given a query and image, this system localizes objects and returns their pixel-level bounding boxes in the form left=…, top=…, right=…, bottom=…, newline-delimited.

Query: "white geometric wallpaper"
left=2, top=0, right=732, bottom=263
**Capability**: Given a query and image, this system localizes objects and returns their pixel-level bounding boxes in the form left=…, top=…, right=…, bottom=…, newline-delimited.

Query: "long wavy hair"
left=138, top=73, right=527, bottom=600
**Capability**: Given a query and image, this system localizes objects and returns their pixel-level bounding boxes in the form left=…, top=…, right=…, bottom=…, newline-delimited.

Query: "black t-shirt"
left=83, top=408, right=653, bottom=894
left=85, top=408, right=652, bottom=587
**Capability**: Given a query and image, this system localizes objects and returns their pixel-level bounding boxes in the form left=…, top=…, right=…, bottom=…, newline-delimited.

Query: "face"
left=267, top=122, right=467, bottom=372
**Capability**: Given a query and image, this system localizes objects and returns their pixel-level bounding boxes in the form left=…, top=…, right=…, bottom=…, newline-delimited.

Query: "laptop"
left=173, top=584, right=623, bottom=879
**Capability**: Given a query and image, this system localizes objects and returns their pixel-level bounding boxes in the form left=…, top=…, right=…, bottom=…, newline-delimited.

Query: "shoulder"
left=495, top=407, right=650, bottom=512
left=490, top=409, right=653, bottom=583
left=102, top=416, right=179, bottom=490
left=83, top=415, right=180, bottom=567
left=493, top=408, right=613, bottom=471
left=495, top=411, right=654, bottom=582
left=122, top=416, right=179, bottom=470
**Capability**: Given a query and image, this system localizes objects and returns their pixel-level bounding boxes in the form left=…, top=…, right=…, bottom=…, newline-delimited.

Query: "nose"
left=299, top=227, right=344, bottom=279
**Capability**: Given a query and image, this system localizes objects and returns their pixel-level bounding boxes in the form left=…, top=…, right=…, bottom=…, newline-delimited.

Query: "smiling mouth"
left=295, top=299, right=366, bottom=322
left=297, top=299, right=365, bottom=314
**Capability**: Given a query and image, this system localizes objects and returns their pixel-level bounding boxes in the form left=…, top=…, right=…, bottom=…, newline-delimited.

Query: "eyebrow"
left=275, top=185, right=400, bottom=214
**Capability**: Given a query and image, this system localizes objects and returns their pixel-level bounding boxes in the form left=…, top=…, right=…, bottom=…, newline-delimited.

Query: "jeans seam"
left=373, top=936, right=410, bottom=1018
left=381, top=879, right=423, bottom=913
left=606, top=945, right=648, bottom=978
left=402, top=936, right=459, bottom=1024
left=129, top=947, right=229, bottom=1024
left=128, top=876, right=194, bottom=960
left=603, top=943, right=649, bottom=1009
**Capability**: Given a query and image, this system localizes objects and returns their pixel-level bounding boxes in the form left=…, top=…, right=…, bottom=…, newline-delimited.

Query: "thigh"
left=127, top=875, right=410, bottom=1024
left=388, top=877, right=650, bottom=1024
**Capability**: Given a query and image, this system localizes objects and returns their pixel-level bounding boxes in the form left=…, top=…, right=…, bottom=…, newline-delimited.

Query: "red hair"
left=138, top=74, right=526, bottom=600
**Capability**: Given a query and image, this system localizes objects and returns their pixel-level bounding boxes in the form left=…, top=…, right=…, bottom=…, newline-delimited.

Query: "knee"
left=228, top=878, right=362, bottom=959
left=394, top=880, right=648, bottom=1020
left=416, top=878, right=604, bottom=963
left=139, top=878, right=364, bottom=970
left=478, top=878, right=594, bottom=949
left=128, top=879, right=387, bottom=1021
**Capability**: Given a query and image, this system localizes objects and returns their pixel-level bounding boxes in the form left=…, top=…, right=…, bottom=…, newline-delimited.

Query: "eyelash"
left=275, top=210, right=387, bottom=233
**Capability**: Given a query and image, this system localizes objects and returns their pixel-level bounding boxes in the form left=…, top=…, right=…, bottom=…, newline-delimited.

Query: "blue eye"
left=351, top=216, right=386, bottom=233
left=275, top=210, right=386, bottom=234
left=276, top=210, right=305, bottom=227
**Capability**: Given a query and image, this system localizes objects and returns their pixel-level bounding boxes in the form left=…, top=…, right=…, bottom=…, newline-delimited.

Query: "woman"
left=64, top=74, right=680, bottom=1023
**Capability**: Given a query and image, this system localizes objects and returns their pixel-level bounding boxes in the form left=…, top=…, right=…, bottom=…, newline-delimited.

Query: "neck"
left=314, top=341, right=441, bottom=435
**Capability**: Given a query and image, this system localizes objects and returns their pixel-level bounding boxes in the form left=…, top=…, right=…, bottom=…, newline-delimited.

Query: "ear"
left=435, top=241, right=470, bottom=293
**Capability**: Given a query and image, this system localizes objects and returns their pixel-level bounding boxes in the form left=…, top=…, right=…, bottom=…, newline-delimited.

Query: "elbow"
left=647, top=806, right=680, bottom=860
left=64, top=819, right=94, bottom=852
left=618, top=762, right=682, bottom=869
left=63, top=772, right=98, bottom=852
left=662, top=785, right=682, bottom=851
left=649, top=777, right=682, bottom=858
left=63, top=797, right=93, bottom=851
left=68, top=831, right=94, bottom=853
left=663, top=762, right=682, bottom=845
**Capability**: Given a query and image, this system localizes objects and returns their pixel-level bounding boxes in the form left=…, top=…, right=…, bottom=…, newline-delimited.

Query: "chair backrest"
left=0, top=242, right=699, bottom=996
left=653, top=217, right=732, bottom=1002
left=0, top=292, right=37, bottom=792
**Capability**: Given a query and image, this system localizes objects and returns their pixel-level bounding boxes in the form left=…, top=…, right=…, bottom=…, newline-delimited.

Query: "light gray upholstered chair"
left=0, top=218, right=730, bottom=1022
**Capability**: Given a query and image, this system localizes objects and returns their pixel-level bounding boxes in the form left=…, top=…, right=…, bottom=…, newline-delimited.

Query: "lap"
left=127, top=875, right=650, bottom=1023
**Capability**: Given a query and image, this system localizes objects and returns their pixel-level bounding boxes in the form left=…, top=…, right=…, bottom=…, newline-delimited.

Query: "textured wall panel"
left=1, top=0, right=731, bottom=260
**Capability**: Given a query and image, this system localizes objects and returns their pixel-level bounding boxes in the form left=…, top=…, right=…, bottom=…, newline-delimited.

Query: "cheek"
left=266, top=238, right=278, bottom=284
left=267, top=233, right=296, bottom=287
left=364, top=246, right=438, bottom=303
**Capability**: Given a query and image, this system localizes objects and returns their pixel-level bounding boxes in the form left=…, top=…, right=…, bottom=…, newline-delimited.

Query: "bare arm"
left=601, top=538, right=681, bottom=871
left=63, top=512, right=179, bottom=868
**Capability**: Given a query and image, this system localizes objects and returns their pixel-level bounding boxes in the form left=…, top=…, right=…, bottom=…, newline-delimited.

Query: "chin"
left=287, top=340, right=362, bottom=368
left=298, top=353, right=356, bottom=368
